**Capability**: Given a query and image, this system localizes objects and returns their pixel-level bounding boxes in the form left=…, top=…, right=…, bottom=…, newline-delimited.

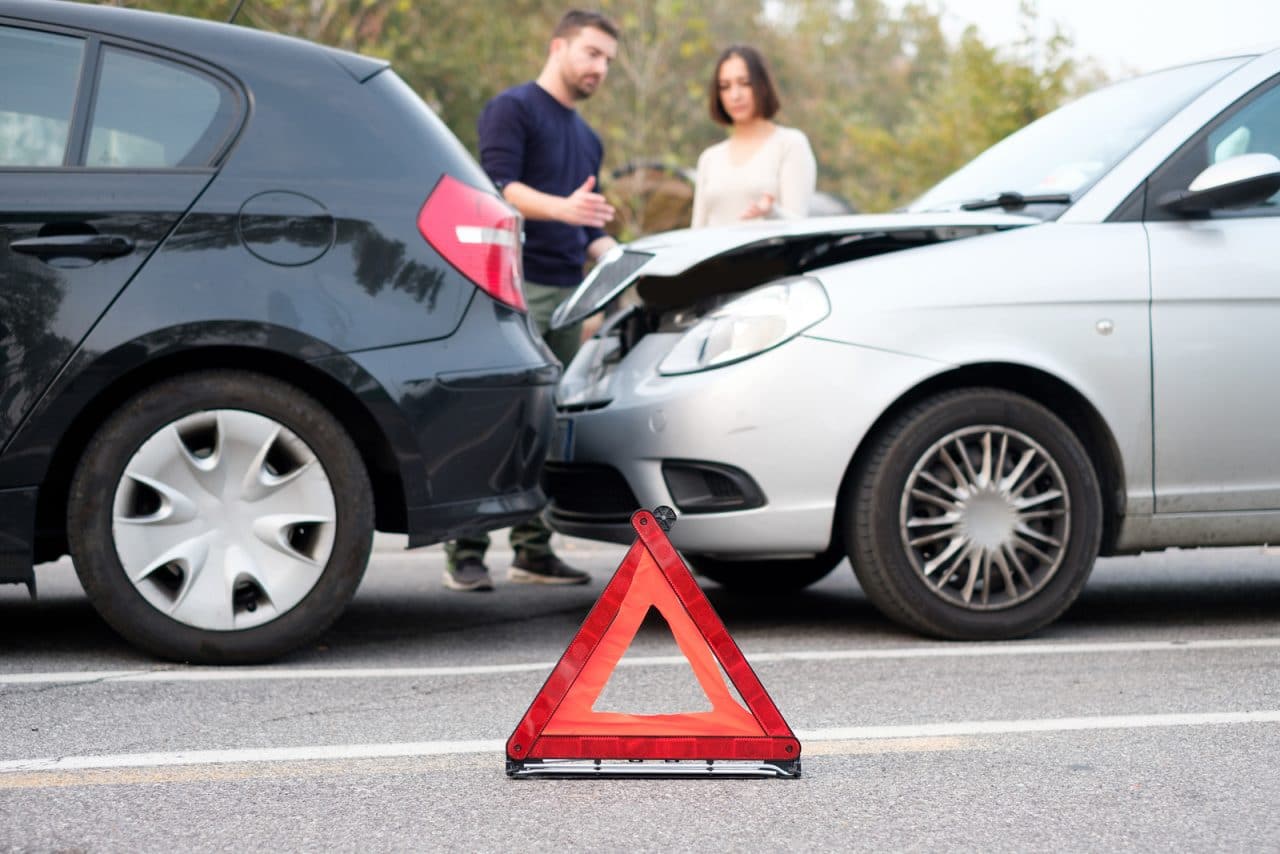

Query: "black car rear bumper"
left=340, top=296, right=560, bottom=547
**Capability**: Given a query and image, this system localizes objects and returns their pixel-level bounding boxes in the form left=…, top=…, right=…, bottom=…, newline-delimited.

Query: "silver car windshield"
left=909, top=57, right=1251, bottom=218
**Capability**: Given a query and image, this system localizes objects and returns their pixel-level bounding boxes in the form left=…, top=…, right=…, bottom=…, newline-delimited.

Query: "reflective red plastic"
left=507, top=509, right=800, bottom=763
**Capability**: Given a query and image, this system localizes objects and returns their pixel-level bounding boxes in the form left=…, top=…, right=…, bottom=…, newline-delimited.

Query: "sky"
left=919, top=0, right=1280, bottom=77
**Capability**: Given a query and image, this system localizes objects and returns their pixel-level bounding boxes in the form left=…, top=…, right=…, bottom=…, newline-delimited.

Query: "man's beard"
left=563, top=69, right=599, bottom=101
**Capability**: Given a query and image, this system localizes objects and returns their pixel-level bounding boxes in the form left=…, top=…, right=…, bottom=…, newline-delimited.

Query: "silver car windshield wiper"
left=959, top=191, right=1073, bottom=211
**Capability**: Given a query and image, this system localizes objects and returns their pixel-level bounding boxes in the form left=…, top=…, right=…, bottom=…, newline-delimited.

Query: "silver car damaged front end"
left=545, top=214, right=1039, bottom=557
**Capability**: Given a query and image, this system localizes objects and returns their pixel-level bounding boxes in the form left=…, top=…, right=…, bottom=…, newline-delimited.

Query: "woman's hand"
left=740, top=192, right=775, bottom=220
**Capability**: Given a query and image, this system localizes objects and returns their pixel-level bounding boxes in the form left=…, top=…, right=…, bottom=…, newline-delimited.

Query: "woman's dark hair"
left=708, top=45, right=780, bottom=125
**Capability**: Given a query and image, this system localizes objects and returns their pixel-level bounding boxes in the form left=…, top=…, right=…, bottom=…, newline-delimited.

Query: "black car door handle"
left=11, top=234, right=135, bottom=260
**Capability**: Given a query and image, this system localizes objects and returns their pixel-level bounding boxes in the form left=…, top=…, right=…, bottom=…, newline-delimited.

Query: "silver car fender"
left=810, top=221, right=1153, bottom=517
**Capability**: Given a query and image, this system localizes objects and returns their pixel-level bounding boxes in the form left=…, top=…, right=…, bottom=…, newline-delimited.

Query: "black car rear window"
left=87, top=46, right=236, bottom=168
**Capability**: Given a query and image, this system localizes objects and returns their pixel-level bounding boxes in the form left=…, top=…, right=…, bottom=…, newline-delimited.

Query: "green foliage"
left=829, top=2, right=1106, bottom=211
left=97, top=0, right=1107, bottom=218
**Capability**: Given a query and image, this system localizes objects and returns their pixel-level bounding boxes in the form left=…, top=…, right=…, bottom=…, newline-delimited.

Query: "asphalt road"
left=2, top=536, right=1279, bottom=852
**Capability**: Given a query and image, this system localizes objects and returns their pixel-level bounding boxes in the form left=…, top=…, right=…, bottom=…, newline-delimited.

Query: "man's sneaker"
left=508, top=553, right=591, bottom=585
left=443, top=557, right=494, bottom=592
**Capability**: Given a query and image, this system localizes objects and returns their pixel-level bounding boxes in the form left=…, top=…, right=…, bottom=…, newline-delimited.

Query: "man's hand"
left=502, top=178, right=616, bottom=226
left=561, top=176, right=616, bottom=227
left=740, top=192, right=775, bottom=220
left=587, top=234, right=618, bottom=262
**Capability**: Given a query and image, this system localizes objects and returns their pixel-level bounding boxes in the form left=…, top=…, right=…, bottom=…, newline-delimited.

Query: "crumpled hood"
left=551, top=211, right=1040, bottom=328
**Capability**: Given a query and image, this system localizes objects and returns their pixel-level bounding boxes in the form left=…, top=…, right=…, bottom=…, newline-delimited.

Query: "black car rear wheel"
left=67, top=370, right=373, bottom=663
left=844, top=388, right=1101, bottom=640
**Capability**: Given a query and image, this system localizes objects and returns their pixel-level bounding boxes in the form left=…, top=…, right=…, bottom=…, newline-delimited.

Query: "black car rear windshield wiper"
left=960, top=191, right=1073, bottom=211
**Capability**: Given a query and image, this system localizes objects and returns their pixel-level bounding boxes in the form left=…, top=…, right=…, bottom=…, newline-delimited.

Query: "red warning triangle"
left=507, top=509, right=800, bottom=774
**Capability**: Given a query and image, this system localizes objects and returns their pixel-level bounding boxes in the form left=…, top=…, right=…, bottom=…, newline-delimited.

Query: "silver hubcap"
left=899, top=425, right=1070, bottom=611
left=112, top=410, right=337, bottom=631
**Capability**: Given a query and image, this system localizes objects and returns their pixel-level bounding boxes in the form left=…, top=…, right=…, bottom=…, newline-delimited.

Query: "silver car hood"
left=551, top=211, right=1039, bottom=328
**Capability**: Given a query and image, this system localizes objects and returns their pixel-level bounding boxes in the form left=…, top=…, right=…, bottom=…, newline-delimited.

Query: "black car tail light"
left=418, top=174, right=525, bottom=311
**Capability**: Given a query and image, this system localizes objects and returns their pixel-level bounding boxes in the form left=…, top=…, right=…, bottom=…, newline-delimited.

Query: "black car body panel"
left=0, top=0, right=556, bottom=587
left=1, top=170, right=215, bottom=445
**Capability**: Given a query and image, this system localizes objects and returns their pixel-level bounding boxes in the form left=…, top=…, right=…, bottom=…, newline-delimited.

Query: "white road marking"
left=792, top=710, right=1280, bottom=740
left=0, top=740, right=505, bottom=774
left=2, top=710, right=1277, bottom=775
left=4, top=636, right=1280, bottom=686
left=0, top=663, right=553, bottom=685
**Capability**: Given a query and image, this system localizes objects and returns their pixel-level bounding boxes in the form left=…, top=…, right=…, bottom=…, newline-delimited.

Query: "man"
left=444, top=9, right=620, bottom=592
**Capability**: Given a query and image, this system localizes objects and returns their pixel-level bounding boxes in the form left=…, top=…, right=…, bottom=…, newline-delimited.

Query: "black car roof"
left=0, top=0, right=388, bottom=81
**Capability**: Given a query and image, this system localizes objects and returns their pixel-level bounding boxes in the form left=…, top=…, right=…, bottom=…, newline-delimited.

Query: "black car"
left=0, top=0, right=557, bottom=663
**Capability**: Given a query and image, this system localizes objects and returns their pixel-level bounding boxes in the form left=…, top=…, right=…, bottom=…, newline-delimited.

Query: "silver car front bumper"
left=545, top=326, right=943, bottom=557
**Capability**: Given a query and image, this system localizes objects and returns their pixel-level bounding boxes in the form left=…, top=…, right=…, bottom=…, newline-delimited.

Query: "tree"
left=770, top=0, right=1105, bottom=212
left=99, top=0, right=1105, bottom=218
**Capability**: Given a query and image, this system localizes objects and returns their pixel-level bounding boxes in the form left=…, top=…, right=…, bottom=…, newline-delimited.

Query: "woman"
left=692, top=45, right=817, bottom=228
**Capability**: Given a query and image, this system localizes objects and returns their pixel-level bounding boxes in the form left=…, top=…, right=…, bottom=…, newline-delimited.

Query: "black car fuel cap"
left=238, top=190, right=336, bottom=267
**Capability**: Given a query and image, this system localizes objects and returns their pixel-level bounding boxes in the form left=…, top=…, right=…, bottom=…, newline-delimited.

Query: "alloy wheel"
left=898, top=425, right=1070, bottom=611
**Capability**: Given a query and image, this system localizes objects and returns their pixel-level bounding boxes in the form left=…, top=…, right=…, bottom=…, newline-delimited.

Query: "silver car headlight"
left=657, top=277, right=830, bottom=375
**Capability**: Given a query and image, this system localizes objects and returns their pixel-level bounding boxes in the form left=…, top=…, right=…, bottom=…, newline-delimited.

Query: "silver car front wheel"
left=69, top=370, right=373, bottom=663
left=845, top=388, right=1101, bottom=640
left=900, top=425, right=1070, bottom=611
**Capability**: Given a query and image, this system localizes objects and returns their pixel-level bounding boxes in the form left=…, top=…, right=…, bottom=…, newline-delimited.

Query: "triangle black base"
left=507, top=758, right=801, bottom=778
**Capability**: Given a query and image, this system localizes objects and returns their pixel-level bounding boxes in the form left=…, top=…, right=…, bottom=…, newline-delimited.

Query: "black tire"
left=686, top=550, right=842, bottom=592
left=843, top=388, right=1101, bottom=640
left=67, top=370, right=374, bottom=664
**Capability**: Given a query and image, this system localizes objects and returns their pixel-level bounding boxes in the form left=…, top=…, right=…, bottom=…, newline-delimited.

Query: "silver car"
left=543, top=48, right=1280, bottom=640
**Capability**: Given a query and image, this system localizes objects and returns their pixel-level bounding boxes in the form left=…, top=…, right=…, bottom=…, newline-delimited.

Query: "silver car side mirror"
left=1158, top=152, right=1280, bottom=215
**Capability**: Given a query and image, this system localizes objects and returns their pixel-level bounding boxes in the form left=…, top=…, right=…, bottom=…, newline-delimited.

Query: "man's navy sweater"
left=477, top=81, right=608, bottom=287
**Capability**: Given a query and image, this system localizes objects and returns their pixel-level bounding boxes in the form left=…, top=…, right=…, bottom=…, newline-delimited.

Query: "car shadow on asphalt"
left=5, top=550, right=1280, bottom=664
left=1059, top=554, right=1280, bottom=633
left=0, top=595, right=150, bottom=663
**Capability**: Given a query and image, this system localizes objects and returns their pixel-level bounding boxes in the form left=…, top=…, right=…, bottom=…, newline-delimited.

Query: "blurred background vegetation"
left=100, top=0, right=1108, bottom=236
